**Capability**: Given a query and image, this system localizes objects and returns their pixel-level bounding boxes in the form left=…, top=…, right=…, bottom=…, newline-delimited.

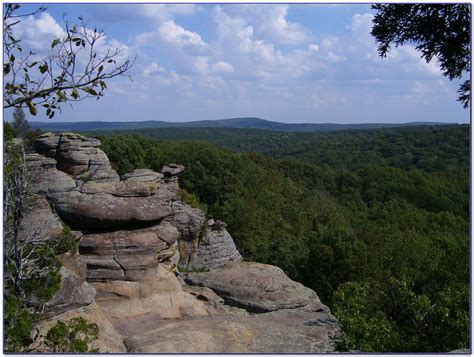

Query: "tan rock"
left=34, top=301, right=126, bottom=352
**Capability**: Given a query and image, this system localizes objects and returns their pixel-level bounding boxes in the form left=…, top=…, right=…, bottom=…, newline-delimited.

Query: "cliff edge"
left=22, top=132, right=342, bottom=353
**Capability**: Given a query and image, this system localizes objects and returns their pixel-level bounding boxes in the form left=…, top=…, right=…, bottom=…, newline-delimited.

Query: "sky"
left=5, top=3, right=470, bottom=124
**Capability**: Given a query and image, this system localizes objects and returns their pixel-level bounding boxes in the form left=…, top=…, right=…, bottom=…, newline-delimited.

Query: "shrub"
left=44, top=317, right=99, bottom=353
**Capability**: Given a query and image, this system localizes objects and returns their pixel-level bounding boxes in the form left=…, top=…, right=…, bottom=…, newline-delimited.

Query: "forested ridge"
left=96, top=125, right=470, bottom=352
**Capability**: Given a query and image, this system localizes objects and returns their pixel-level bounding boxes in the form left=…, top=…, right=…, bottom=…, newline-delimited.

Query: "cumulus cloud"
left=12, top=12, right=65, bottom=51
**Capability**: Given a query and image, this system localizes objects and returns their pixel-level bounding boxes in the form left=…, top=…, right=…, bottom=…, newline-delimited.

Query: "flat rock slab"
left=185, top=261, right=319, bottom=312
left=120, top=302, right=341, bottom=353
left=122, top=169, right=164, bottom=183
left=53, top=191, right=173, bottom=229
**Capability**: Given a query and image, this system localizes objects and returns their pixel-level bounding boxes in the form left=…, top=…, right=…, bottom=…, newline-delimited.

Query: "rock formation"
left=23, top=132, right=342, bottom=353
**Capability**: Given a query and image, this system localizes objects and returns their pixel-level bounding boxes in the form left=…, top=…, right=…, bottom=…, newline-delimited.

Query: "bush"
left=44, top=317, right=99, bottom=353
left=55, top=224, right=78, bottom=255
left=4, top=295, right=33, bottom=352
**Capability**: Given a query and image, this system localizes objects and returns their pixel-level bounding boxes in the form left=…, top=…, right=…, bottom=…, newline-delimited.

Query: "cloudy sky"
left=9, top=3, right=470, bottom=124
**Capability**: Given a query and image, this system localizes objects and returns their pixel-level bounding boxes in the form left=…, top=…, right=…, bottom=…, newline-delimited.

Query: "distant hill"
left=29, top=117, right=452, bottom=133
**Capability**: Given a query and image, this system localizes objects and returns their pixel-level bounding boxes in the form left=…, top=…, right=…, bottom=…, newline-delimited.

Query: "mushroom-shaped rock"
left=122, top=169, right=164, bottom=183
left=161, top=164, right=185, bottom=177
left=52, top=190, right=172, bottom=229
left=185, top=262, right=321, bottom=313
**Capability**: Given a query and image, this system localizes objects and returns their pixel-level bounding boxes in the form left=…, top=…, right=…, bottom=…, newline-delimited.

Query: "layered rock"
left=185, top=261, right=321, bottom=313
left=22, top=132, right=341, bottom=353
left=35, top=132, right=119, bottom=182
left=189, top=219, right=242, bottom=271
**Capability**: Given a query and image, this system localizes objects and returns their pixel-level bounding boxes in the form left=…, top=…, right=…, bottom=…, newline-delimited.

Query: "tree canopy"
left=371, top=4, right=471, bottom=108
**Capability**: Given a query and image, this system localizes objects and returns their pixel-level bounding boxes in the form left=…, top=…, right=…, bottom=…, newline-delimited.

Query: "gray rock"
left=26, top=153, right=77, bottom=195
left=17, top=196, right=64, bottom=242
left=79, top=180, right=157, bottom=197
left=170, top=201, right=206, bottom=268
left=42, top=267, right=96, bottom=319
left=34, top=132, right=119, bottom=182
left=185, top=261, right=320, bottom=313
left=122, top=169, right=164, bottom=183
left=190, top=221, right=242, bottom=270
left=52, top=190, right=172, bottom=229
left=161, top=163, right=185, bottom=177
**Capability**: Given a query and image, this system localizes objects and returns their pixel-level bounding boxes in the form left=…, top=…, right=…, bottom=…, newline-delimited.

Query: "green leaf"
left=51, top=38, right=60, bottom=48
left=71, top=88, right=79, bottom=99
left=4, top=63, right=11, bottom=75
left=39, top=63, right=48, bottom=74
left=99, top=80, right=107, bottom=90
left=26, top=101, right=37, bottom=116
left=82, top=87, right=98, bottom=96
left=97, top=65, right=103, bottom=74
left=9, top=54, right=15, bottom=63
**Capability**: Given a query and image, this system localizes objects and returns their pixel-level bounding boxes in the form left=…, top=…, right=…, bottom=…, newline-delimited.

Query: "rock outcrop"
left=189, top=219, right=242, bottom=270
left=22, top=132, right=341, bottom=353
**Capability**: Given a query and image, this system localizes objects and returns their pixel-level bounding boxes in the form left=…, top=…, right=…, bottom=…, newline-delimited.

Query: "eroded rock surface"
left=190, top=219, right=242, bottom=270
left=23, top=132, right=341, bottom=353
left=185, top=261, right=320, bottom=312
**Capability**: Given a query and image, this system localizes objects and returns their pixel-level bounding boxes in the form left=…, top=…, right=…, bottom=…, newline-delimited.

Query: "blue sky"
left=7, top=3, right=470, bottom=124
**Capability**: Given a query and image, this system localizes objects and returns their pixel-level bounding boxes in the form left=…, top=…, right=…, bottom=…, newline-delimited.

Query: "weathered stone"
left=171, top=201, right=206, bottom=267
left=122, top=169, right=164, bottom=183
left=161, top=163, right=185, bottom=177
left=79, top=180, right=157, bottom=197
left=34, top=132, right=60, bottom=157
left=35, top=132, right=119, bottom=182
left=26, top=153, right=77, bottom=195
left=185, top=262, right=321, bottom=313
left=53, top=191, right=172, bottom=229
left=34, top=301, right=126, bottom=352
left=124, top=319, right=253, bottom=353
left=190, top=221, right=242, bottom=270
left=42, top=267, right=96, bottom=319
left=17, top=196, right=63, bottom=242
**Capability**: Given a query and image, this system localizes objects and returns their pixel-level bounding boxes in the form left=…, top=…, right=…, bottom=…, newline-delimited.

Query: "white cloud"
left=158, top=20, right=206, bottom=48
left=143, top=62, right=166, bottom=76
left=212, top=61, right=234, bottom=73
left=13, top=13, right=65, bottom=51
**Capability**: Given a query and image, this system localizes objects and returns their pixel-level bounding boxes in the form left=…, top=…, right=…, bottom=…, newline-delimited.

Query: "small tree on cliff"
left=11, top=107, right=30, bottom=138
left=3, top=4, right=134, bottom=118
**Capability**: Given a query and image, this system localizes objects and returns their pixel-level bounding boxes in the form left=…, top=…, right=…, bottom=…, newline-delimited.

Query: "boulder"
left=170, top=201, right=206, bottom=268
left=26, top=153, right=77, bottom=195
left=185, top=262, right=321, bottom=313
left=161, top=163, right=185, bottom=177
left=35, top=132, right=119, bottom=182
left=79, top=180, right=157, bottom=197
left=52, top=190, right=172, bottom=229
left=190, top=220, right=242, bottom=270
left=122, top=169, right=164, bottom=183
left=42, top=267, right=96, bottom=319
left=17, top=196, right=64, bottom=242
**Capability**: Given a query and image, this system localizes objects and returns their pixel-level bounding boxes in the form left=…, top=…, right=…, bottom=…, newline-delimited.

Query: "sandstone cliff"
left=22, top=132, right=342, bottom=353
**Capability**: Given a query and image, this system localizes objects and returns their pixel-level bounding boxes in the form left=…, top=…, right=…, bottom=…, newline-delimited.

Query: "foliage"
left=11, top=107, right=30, bottom=137
left=3, top=141, right=61, bottom=351
left=3, top=4, right=134, bottom=117
left=97, top=125, right=469, bottom=352
left=44, top=317, right=99, bottom=353
left=4, top=121, right=15, bottom=141
left=4, top=295, right=33, bottom=352
left=55, top=223, right=78, bottom=255
left=371, top=4, right=470, bottom=108
left=179, top=189, right=202, bottom=209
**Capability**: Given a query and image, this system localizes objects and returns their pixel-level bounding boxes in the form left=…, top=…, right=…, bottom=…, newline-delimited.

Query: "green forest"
left=96, top=124, right=470, bottom=352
